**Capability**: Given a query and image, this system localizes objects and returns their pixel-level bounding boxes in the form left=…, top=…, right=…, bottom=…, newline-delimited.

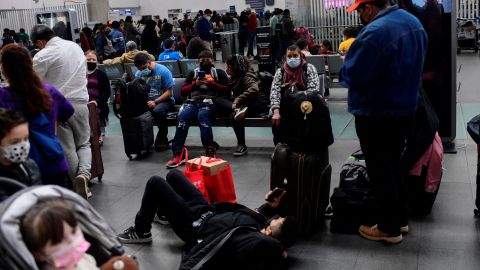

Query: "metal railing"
left=0, top=3, right=88, bottom=33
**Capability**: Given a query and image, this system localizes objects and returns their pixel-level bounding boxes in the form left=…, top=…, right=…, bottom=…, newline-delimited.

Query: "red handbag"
left=201, top=157, right=237, bottom=204
left=182, top=148, right=210, bottom=203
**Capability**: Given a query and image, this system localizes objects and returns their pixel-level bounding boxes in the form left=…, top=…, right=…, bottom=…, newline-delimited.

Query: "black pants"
left=214, top=98, right=269, bottom=146
left=135, top=170, right=211, bottom=243
left=354, top=114, right=413, bottom=235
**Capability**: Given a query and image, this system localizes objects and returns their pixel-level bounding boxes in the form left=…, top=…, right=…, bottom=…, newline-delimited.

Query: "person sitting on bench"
left=165, top=50, right=229, bottom=168
left=117, top=169, right=298, bottom=270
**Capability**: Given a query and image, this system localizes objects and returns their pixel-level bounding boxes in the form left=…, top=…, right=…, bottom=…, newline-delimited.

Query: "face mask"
left=287, top=57, right=301, bottom=69
left=87, top=62, right=97, bottom=71
left=140, top=68, right=151, bottom=76
left=1, top=140, right=30, bottom=163
left=200, top=62, right=212, bottom=71
left=205, top=16, right=211, bottom=21
left=49, top=234, right=91, bottom=269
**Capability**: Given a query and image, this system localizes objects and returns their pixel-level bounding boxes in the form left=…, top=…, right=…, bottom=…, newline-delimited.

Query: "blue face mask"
left=141, top=68, right=151, bottom=76
left=287, top=57, right=301, bottom=69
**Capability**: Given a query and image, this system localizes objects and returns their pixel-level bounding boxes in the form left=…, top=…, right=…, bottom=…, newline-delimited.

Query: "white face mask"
left=1, top=140, right=30, bottom=163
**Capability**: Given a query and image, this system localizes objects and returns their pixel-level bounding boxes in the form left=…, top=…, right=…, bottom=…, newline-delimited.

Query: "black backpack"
left=116, top=79, right=150, bottom=118
left=257, top=71, right=274, bottom=100
left=330, top=151, right=379, bottom=234
left=280, top=88, right=334, bottom=153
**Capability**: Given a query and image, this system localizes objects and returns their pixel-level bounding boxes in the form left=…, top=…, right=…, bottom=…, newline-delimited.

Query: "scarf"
left=283, top=59, right=306, bottom=90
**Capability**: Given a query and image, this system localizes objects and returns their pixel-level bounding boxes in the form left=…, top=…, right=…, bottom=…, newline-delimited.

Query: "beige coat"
left=103, top=50, right=155, bottom=65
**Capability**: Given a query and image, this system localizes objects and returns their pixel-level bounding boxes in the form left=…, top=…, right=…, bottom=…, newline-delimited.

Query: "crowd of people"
left=0, top=0, right=434, bottom=268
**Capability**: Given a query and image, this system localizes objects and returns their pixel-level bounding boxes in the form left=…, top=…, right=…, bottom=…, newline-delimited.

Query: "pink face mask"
left=48, top=234, right=91, bottom=269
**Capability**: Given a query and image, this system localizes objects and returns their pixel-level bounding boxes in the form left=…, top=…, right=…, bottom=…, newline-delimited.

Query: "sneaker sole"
left=234, top=111, right=248, bottom=121
left=359, top=229, right=403, bottom=244
left=117, top=237, right=153, bottom=244
left=233, top=150, right=248, bottom=157
left=74, top=176, right=89, bottom=199
left=166, top=159, right=185, bottom=169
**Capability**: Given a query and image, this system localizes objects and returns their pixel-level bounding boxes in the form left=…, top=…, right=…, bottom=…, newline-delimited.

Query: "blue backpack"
left=28, top=112, right=65, bottom=177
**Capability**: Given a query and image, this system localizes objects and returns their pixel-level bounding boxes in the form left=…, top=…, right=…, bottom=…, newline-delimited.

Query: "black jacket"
left=92, top=69, right=111, bottom=121
left=180, top=203, right=287, bottom=270
left=0, top=159, right=41, bottom=202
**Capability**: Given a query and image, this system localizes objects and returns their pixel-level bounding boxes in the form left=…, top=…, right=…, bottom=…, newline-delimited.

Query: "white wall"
left=136, top=0, right=285, bottom=19
left=0, top=0, right=86, bottom=10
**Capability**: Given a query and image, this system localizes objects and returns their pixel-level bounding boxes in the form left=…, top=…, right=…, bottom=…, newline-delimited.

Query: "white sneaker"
left=234, top=107, right=248, bottom=121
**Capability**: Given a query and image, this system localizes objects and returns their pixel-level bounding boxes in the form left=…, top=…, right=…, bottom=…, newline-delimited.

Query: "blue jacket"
left=158, top=49, right=185, bottom=61
left=340, top=6, right=428, bottom=117
left=196, top=17, right=214, bottom=41
left=109, top=29, right=125, bottom=53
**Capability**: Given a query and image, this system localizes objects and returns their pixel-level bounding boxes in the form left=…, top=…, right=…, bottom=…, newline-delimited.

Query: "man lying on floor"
left=118, top=169, right=298, bottom=270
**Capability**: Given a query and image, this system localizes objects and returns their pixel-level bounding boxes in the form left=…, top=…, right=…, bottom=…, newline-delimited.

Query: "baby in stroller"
left=0, top=184, right=137, bottom=270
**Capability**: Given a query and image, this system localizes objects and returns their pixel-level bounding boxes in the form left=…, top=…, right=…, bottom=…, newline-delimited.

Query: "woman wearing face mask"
left=0, top=44, right=74, bottom=187
left=85, top=50, right=111, bottom=145
left=20, top=200, right=98, bottom=270
left=269, top=44, right=320, bottom=145
left=0, top=109, right=41, bottom=202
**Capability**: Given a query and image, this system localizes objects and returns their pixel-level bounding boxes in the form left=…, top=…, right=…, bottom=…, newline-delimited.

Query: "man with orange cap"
left=340, top=0, right=428, bottom=244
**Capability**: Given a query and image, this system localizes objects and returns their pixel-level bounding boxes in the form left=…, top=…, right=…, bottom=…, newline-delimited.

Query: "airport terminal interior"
left=1, top=0, right=480, bottom=269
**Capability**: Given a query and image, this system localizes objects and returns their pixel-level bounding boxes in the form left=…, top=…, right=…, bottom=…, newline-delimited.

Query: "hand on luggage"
left=147, top=101, right=156, bottom=109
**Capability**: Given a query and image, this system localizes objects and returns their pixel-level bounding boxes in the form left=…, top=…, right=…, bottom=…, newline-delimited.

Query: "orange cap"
left=346, top=0, right=375, bottom=12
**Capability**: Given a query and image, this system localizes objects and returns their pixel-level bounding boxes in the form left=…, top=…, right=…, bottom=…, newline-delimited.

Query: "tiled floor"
left=90, top=54, right=480, bottom=269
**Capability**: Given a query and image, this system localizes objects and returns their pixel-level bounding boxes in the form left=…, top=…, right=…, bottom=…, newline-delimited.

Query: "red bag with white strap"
left=204, top=159, right=236, bottom=204
left=182, top=148, right=210, bottom=204
left=186, top=155, right=237, bottom=204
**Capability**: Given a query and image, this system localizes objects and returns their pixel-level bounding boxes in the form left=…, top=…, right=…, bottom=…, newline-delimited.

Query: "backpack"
left=28, top=113, right=66, bottom=177
left=280, top=89, right=334, bottom=153
left=330, top=151, right=378, bottom=234
left=119, top=79, right=150, bottom=118
left=257, top=71, right=274, bottom=100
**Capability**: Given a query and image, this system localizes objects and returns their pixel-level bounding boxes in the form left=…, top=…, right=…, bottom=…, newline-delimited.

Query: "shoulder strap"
left=191, top=226, right=257, bottom=270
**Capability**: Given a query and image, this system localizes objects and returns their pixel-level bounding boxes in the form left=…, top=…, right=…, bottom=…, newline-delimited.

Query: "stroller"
left=0, top=178, right=124, bottom=270
left=456, top=18, right=479, bottom=54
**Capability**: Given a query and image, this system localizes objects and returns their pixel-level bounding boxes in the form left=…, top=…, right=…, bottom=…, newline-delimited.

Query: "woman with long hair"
left=0, top=44, right=74, bottom=187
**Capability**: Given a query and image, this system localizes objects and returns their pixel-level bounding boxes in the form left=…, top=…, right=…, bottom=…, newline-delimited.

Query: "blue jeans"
left=171, top=100, right=216, bottom=155
left=151, top=100, right=174, bottom=141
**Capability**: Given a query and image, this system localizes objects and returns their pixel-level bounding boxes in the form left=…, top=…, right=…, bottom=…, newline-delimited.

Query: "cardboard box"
left=186, top=156, right=229, bottom=176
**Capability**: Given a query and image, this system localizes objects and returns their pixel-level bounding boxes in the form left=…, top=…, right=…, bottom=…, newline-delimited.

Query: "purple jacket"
left=0, top=84, right=74, bottom=175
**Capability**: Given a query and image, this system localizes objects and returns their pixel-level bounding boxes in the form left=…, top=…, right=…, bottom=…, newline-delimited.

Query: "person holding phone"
left=117, top=170, right=298, bottom=270
left=166, top=50, right=230, bottom=168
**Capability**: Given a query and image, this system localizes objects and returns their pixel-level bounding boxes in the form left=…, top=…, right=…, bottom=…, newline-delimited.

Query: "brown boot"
left=359, top=224, right=402, bottom=244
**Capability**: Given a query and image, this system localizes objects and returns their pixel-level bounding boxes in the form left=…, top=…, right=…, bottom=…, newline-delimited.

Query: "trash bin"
left=219, top=31, right=238, bottom=62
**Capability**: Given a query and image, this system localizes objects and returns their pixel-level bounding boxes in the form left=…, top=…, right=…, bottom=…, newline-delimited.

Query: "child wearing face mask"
left=20, top=200, right=99, bottom=270
left=0, top=109, right=41, bottom=202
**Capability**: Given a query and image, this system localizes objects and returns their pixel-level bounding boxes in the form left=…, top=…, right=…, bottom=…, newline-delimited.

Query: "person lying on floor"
left=118, top=169, right=298, bottom=270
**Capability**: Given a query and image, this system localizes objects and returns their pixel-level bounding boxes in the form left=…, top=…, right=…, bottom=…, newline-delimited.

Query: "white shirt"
left=33, top=37, right=88, bottom=103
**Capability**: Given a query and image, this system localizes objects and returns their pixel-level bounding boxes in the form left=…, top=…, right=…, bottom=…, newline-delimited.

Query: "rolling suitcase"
left=88, top=103, right=104, bottom=181
left=271, top=144, right=332, bottom=235
left=120, top=111, right=154, bottom=160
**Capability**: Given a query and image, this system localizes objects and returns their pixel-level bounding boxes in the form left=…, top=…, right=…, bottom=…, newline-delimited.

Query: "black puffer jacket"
left=0, top=159, right=41, bottom=202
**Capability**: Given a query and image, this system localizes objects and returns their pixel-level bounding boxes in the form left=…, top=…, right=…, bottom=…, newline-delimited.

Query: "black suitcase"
left=120, top=111, right=154, bottom=160
left=271, top=144, right=332, bottom=235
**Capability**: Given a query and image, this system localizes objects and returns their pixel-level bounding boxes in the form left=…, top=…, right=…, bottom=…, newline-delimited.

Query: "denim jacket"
left=340, top=6, right=428, bottom=117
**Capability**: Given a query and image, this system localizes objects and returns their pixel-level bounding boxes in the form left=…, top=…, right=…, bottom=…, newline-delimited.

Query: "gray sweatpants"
left=58, top=102, right=92, bottom=180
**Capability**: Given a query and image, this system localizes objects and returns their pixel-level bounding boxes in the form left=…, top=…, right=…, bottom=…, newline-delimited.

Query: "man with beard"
left=339, top=0, right=427, bottom=243
left=166, top=50, right=229, bottom=168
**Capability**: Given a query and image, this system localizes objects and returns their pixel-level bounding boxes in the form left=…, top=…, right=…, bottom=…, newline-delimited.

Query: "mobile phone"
left=197, top=71, right=206, bottom=78
left=266, top=188, right=286, bottom=202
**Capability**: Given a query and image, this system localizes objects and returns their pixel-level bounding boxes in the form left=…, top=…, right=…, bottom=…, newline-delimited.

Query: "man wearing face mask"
left=195, top=9, right=215, bottom=53
left=0, top=109, right=41, bottom=202
left=339, top=0, right=427, bottom=244
left=31, top=24, right=93, bottom=197
left=166, top=50, right=229, bottom=168
left=133, top=53, right=175, bottom=151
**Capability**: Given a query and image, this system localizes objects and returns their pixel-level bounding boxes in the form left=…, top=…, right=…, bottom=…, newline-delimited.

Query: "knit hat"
left=100, top=256, right=139, bottom=270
